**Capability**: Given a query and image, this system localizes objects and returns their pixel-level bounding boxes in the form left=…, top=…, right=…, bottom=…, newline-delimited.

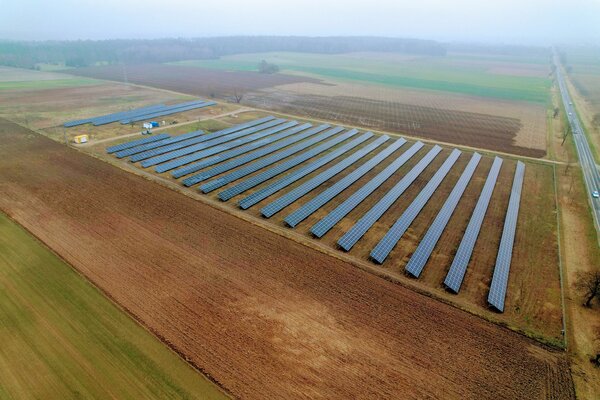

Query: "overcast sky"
left=2, top=0, right=599, bottom=44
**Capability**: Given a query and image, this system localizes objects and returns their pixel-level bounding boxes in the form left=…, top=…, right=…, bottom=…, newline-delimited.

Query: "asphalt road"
left=555, top=53, right=600, bottom=238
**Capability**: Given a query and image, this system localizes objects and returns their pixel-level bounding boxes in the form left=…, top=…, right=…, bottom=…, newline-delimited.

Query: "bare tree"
left=574, top=270, right=600, bottom=307
left=562, top=125, right=572, bottom=146
left=232, top=89, right=244, bottom=104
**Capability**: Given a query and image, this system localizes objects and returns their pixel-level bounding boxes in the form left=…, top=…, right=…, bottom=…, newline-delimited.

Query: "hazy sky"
left=2, top=0, right=599, bottom=44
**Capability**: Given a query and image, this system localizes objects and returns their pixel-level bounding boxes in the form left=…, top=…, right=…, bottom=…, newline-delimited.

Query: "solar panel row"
left=119, top=101, right=216, bottom=124
left=403, top=153, right=482, bottom=277
left=310, top=141, right=425, bottom=238
left=200, top=127, right=354, bottom=194
left=154, top=119, right=286, bottom=173
left=487, top=161, right=525, bottom=312
left=182, top=123, right=327, bottom=186
left=261, top=135, right=390, bottom=218
left=106, top=133, right=171, bottom=154
left=134, top=118, right=288, bottom=164
left=143, top=119, right=291, bottom=169
left=93, top=105, right=172, bottom=126
left=337, top=145, right=442, bottom=252
left=117, top=101, right=208, bottom=124
left=65, top=103, right=166, bottom=127
left=284, top=138, right=407, bottom=228
left=371, top=149, right=462, bottom=264
left=172, top=124, right=330, bottom=179
left=229, top=129, right=363, bottom=205
left=114, top=130, right=204, bottom=158
left=443, top=156, right=503, bottom=293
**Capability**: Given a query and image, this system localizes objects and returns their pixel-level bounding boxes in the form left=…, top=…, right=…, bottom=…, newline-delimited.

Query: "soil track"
left=0, top=118, right=574, bottom=399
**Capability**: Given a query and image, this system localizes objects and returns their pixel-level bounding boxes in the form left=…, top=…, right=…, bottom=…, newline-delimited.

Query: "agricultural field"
left=69, top=51, right=551, bottom=157
left=81, top=112, right=563, bottom=345
left=0, top=65, right=241, bottom=143
left=0, top=212, right=227, bottom=399
left=171, top=51, right=551, bottom=103
left=0, top=118, right=575, bottom=399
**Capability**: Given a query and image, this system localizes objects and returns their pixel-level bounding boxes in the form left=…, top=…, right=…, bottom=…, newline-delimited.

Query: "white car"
left=593, top=190, right=599, bottom=199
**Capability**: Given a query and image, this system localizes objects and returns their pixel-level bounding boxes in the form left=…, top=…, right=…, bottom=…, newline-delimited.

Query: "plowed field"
left=0, top=118, right=574, bottom=399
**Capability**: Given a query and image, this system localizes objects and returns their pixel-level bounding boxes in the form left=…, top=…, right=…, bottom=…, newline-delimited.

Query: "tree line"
left=0, top=36, right=447, bottom=69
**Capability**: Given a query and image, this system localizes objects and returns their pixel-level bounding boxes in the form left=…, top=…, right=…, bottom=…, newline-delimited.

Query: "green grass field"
left=171, top=52, right=551, bottom=103
left=0, top=212, right=227, bottom=399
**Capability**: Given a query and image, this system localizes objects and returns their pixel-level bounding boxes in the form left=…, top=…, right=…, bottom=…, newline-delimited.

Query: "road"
left=554, top=53, right=600, bottom=239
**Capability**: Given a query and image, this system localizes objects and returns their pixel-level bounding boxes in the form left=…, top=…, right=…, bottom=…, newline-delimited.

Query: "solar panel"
left=371, top=149, right=461, bottom=264
left=65, top=103, right=166, bottom=127
left=135, top=119, right=290, bottom=168
left=200, top=127, right=354, bottom=194
left=106, top=133, right=171, bottom=154
left=487, top=161, right=525, bottom=312
left=227, top=129, right=363, bottom=204
left=182, top=123, right=326, bottom=186
left=403, top=153, right=482, bottom=277
left=337, top=145, right=442, bottom=252
left=114, top=130, right=205, bottom=158
left=118, top=100, right=216, bottom=125
left=92, top=104, right=171, bottom=126
left=284, top=138, right=407, bottom=228
left=443, top=156, right=503, bottom=293
left=311, top=141, right=425, bottom=238
left=173, top=124, right=330, bottom=179
left=262, top=135, right=390, bottom=218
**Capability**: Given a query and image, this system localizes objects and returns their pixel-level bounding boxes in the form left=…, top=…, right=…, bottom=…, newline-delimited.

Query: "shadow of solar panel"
left=115, top=130, right=204, bottom=158
left=106, top=133, right=170, bottom=154
left=310, top=141, right=425, bottom=238
left=182, top=123, right=326, bottom=186
left=403, top=153, right=482, bottom=277
left=487, top=161, right=525, bottom=312
left=284, top=138, right=407, bottom=228
left=173, top=124, right=330, bottom=179
left=137, top=119, right=290, bottom=166
left=443, top=156, right=503, bottom=293
left=200, top=127, right=354, bottom=194
left=230, top=129, right=364, bottom=205
left=371, top=148, right=461, bottom=264
left=337, top=145, right=442, bottom=252
left=261, top=134, right=389, bottom=218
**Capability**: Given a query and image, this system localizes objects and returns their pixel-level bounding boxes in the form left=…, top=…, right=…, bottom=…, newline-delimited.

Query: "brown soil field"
left=66, top=64, right=547, bottom=157
left=0, top=118, right=574, bottom=399
left=0, top=82, right=189, bottom=130
left=176, top=128, right=562, bottom=343
left=247, top=92, right=543, bottom=157
left=0, top=80, right=246, bottom=144
left=70, top=64, right=328, bottom=98
left=272, top=81, right=548, bottom=153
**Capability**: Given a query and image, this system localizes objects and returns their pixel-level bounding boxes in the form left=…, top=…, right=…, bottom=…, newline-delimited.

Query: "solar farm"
left=0, top=52, right=579, bottom=399
left=64, top=99, right=216, bottom=127
left=100, top=114, right=560, bottom=321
